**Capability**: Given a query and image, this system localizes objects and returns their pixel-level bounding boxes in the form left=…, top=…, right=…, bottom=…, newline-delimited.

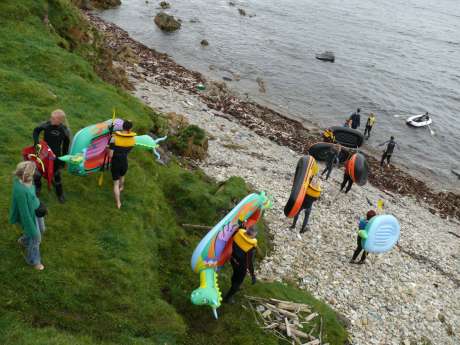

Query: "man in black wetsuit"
left=349, top=108, right=361, bottom=129
left=109, top=120, right=136, bottom=209
left=379, top=136, right=399, bottom=167
left=321, top=147, right=340, bottom=180
left=33, top=109, right=70, bottom=203
left=223, top=226, right=257, bottom=303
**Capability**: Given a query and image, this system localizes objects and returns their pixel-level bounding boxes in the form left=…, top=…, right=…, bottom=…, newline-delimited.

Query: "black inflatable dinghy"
left=330, top=126, right=364, bottom=148
left=308, top=142, right=349, bottom=163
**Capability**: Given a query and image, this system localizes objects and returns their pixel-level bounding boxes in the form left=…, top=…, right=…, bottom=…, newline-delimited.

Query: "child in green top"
left=9, top=161, right=46, bottom=270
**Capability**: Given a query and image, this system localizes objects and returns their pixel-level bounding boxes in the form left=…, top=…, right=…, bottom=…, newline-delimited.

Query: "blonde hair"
left=51, top=109, right=66, bottom=119
left=14, top=161, right=36, bottom=184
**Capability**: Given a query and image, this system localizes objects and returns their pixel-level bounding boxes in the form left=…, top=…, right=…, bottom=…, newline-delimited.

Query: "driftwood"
left=245, top=296, right=322, bottom=344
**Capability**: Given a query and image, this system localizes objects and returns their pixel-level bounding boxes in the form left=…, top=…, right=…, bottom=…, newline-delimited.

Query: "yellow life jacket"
left=233, top=229, right=257, bottom=253
left=113, top=131, right=137, bottom=148
left=306, top=179, right=321, bottom=199
left=368, top=116, right=376, bottom=126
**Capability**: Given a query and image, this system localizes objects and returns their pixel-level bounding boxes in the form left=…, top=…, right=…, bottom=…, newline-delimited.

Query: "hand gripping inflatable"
left=58, top=119, right=166, bottom=176
left=284, top=156, right=318, bottom=218
left=190, top=192, right=271, bottom=318
left=347, top=153, right=368, bottom=186
left=361, top=215, right=400, bottom=253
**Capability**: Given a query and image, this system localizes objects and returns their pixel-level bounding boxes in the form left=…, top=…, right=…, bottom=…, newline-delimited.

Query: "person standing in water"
left=109, top=120, right=136, bottom=209
left=379, top=136, right=399, bottom=167
left=364, top=113, right=376, bottom=139
left=32, top=109, right=70, bottom=203
left=223, top=226, right=257, bottom=303
left=349, top=108, right=361, bottom=129
left=340, top=158, right=354, bottom=193
left=321, top=147, right=340, bottom=180
left=350, top=210, right=376, bottom=264
left=290, top=176, right=321, bottom=233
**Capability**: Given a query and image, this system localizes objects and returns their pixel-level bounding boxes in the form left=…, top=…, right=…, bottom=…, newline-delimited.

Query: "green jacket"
left=9, top=177, right=40, bottom=237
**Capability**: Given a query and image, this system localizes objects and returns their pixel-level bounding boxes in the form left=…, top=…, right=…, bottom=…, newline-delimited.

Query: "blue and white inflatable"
left=361, top=215, right=400, bottom=253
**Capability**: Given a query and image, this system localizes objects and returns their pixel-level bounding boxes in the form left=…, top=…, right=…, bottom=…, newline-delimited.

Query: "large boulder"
left=154, top=12, right=181, bottom=32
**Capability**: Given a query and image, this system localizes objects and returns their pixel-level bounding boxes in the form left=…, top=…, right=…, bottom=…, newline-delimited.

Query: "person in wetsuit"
left=349, top=108, right=361, bottom=129
left=350, top=210, right=376, bottom=264
left=379, top=136, right=399, bottom=167
left=364, top=113, right=376, bottom=139
left=321, top=147, right=340, bottom=180
left=290, top=176, right=321, bottom=233
left=32, top=109, right=70, bottom=203
left=223, top=226, right=257, bottom=303
left=109, top=120, right=136, bottom=209
left=340, top=158, right=354, bottom=193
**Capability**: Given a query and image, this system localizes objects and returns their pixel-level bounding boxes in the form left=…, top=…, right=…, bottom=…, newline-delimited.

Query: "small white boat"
left=406, top=114, right=432, bottom=127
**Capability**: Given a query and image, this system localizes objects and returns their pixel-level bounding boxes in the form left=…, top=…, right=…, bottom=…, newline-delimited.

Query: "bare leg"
left=119, top=176, right=125, bottom=193
left=113, top=180, right=122, bottom=209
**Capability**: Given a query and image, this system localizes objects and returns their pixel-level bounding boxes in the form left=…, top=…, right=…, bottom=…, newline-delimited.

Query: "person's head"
left=122, top=120, right=133, bottom=132
left=366, top=210, right=376, bottom=220
left=390, top=136, right=394, bottom=141
left=50, top=109, right=66, bottom=126
left=370, top=112, right=375, bottom=117
left=14, top=161, right=36, bottom=184
left=425, top=112, right=429, bottom=115
left=357, top=108, right=361, bottom=113
left=246, top=226, right=258, bottom=238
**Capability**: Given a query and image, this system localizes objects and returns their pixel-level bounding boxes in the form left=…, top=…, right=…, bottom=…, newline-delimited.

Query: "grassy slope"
left=0, top=1, right=348, bottom=344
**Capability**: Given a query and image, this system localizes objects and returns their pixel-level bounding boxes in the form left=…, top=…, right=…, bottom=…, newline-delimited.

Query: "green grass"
left=0, top=1, right=348, bottom=344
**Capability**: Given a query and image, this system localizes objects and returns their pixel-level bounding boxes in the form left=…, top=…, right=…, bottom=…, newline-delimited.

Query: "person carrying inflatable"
left=350, top=210, right=376, bottom=264
left=223, top=225, right=258, bottom=304
left=379, top=136, right=399, bottom=167
left=348, top=108, right=361, bottom=129
left=340, top=158, right=353, bottom=193
left=109, top=120, right=136, bottom=209
left=321, top=147, right=340, bottom=180
left=32, top=109, right=70, bottom=203
left=290, top=176, right=321, bottom=233
left=364, top=113, right=376, bottom=139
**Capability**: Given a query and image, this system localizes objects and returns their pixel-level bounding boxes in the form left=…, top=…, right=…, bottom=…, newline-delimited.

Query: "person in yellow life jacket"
left=109, top=120, right=136, bottom=209
left=322, top=128, right=335, bottom=143
left=290, top=176, right=321, bottom=233
left=364, top=113, right=376, bottom=139
left=223, top=226, right=258, bottom=304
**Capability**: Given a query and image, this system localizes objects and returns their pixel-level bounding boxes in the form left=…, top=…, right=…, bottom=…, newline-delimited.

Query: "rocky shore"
left=87, top=12, right=459, bottom=222
left=86, top=13, right=459, bottom=345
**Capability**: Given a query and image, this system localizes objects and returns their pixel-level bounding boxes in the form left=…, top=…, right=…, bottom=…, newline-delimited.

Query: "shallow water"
left=100, top=0, right=460, bottom=191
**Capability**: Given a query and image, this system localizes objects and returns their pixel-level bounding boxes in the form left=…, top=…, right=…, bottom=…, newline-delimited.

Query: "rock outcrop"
left=154, top=12, right=181, bottom=32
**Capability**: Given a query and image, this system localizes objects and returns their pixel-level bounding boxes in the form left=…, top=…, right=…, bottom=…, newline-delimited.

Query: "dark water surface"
left=100, top=0, right=460, bottom=191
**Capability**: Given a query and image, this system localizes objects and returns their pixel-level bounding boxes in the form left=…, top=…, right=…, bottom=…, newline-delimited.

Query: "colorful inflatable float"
left=347, top=153, right=368, bottom=186
left=330, top=126, right=364, bottom=148
left=308, top=142, right=350, bottom=164
left=58, top=119, right=166, bottom=176
left=359, top=214, right=400, bottom=253
left=284, top=155, right=318, bottom=218
left=190, top=192, right=271, bottom=318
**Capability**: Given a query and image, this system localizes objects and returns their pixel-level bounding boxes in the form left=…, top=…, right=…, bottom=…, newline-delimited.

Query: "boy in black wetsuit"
left=379, top=136, right=399, bottom=167
left=109, top=120, right=136, bottom=209
left=223, top=226, right=257, bottom=303
left=32, top=109, right=70, bottom=203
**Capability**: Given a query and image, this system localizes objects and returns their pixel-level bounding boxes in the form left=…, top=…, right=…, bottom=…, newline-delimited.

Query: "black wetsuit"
left=32, top=121, right=70, bottom=197
left=291, top=196, right=317, bottom=233
left=110, top=143, right=133, bottom=181
left=351, top=234, right=367, bottom=262
left=223, top=239, right=256, bottom=302
left=350, top=113, right=361, bottom=129
left=380, top=139, right=397, bottom=166
left=321, top=150, right=339, bottom=180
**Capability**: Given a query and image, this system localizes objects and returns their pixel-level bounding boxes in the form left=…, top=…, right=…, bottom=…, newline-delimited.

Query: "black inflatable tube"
left=308, top=142, right=350, bottom=163
left=330, top=126, right=364, bottom=148
left=284, top=156, right=309, bottom=217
